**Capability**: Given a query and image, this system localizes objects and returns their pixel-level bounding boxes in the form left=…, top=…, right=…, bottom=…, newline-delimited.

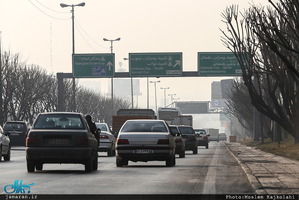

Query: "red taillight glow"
left=26, top=137, right=39, bottom=146
left=157, top=139, right=169, bottom=145
left=188, top=137, right=196, bottom=142
left=117, top=139, right=129, bottom=144
left=100, top=135, right=109, bottom=139
left=76, top=137, right=89, bottom=146
left=203, top=136, right=208, bottom=140
left=175, top=138, right=182, bottom=143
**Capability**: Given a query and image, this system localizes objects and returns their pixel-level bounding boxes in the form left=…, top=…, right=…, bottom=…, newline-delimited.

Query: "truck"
left=112, top=109, right=156, bottom=135
left=170, top=115, right=193, bottom=126
left=205, top=128, right=219, bottom=141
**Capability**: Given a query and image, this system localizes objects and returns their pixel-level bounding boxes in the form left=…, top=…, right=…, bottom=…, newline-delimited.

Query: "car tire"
left=92, top=154, right=98, bottom=170
left=0, top=145, right=2, bottom=162
left=193, top=147, right=198, bottom=154
left=179, top=150, right=185, bottom=158
left=107, top=149, right=112, bottom=157
left=116, top=156, right=124, bottom=167
left=85, top=159, right=93, bottom=172
left=3, top=147, right=11, bottom=161
left=206, top=144, right=209, bottom=149
left=36, top=163, right=43, bottom=170
left=27, top=160, right=35, bottom=172
left=166, top=155, right=175, bottom=167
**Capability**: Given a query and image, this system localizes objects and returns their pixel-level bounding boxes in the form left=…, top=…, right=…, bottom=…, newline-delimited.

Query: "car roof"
left=126, top=119, right=165, bottom=122
left=38, top=112, right=83, bottom=115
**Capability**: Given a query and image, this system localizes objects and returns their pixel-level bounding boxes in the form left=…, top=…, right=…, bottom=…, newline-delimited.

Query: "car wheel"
left=107, top=148, right=113, bottom=157
left=3, top=147, right=11, bottom=161
left=92, top=154, right=98, bottom=170
left=193, top=147, right=198, bottom=154
left=116, top=156, right=128, bottom=167
left=0, top=145, right=2, bottom=162
left=85, top=159, right=93, bottom=172
left=27, top=160, right=35, bottom=173
left=179, top=150, right=185, bottom=158
left=206, top=144, right=209, bottom=149
left=36, top=163, right=43, bottom=170
left=166, top=155, right=175, bottom=167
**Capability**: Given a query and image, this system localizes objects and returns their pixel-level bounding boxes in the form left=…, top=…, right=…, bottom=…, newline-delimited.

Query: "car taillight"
left=26, top=137, right=39, bottom=146
left=203, top=136, right=208, bottom=140
left=188, top=137, right=196, bottom=142
left=175, top=138, right=182, bottom=143
left=157, top=139, right=169, bottom=144
left=100, top=135, right=109, bottom=139
left=76, top=137, right=89, bottom=146
left=117, top=139, right=129, bottom=144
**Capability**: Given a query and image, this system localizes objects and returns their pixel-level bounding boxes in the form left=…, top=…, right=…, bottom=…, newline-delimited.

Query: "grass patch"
left=238, top=137, right=299, bottom=161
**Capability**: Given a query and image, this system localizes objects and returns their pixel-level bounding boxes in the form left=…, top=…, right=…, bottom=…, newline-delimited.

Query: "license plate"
left=133, top=149, right=154, bottom=154
left=48, top=139, right=69, bottom=145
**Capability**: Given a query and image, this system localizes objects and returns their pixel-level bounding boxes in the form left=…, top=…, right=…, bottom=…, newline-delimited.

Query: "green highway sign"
left=73, top=54, right=114, bottom=78
left=198, top=52, right=243, bottom=76
left=129, top=53, right=182, bottom=77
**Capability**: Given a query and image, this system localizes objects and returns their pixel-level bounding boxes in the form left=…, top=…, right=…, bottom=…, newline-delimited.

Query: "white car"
left=115, top=119, right=176, bottom=167
left=0, top=126, right=11, bottom=161
left=95, top=123, right=116, bottom=156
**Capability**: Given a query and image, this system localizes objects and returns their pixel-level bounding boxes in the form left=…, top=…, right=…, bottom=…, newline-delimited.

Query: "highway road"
left=0, top=142, right=253, bottom=196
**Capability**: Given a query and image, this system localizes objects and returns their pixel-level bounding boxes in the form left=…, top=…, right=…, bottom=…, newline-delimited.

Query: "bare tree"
left=221, top=1, right=299, bottom=142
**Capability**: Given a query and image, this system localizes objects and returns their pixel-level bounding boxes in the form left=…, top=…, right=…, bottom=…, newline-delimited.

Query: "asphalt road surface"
left=0, top=141, right=253, bottom=195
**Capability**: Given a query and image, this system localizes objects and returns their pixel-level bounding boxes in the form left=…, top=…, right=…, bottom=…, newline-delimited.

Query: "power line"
left=35, top=0, right=69, bottom=14
left=28, top=0, right=70, bottom=20
left=75, top=18, right=109, bottom=50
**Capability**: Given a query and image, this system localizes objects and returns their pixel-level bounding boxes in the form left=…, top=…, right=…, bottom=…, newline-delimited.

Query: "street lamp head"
left=103, top=38, right=109, bottom=41
left=76, top=2, right=85, bottom=7
left=116, top=38, right=121, bottom=41
left=60, top=3, right=69, bottom=8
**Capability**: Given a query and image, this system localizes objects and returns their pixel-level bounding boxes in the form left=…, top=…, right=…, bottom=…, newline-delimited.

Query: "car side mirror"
left=207, top=134, right=210, bottom=137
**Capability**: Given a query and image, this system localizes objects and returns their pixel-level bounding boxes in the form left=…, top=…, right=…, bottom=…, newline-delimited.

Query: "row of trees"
left=0, top=51, right=131, bottom=126
left=221, top=0, right=299, bottom=142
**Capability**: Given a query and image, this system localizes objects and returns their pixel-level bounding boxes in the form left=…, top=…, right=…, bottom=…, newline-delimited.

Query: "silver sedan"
left=0, top=126, right=11, bottom=161
left=95, top=122, right=116, bottom=156
left=115, top=120, right=176, bottom=167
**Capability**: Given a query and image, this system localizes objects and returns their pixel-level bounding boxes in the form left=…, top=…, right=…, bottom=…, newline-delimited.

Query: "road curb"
left=224, top=142, right=267, bottom=194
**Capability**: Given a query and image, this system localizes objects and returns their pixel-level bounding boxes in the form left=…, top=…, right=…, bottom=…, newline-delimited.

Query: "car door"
left=0, top=127, right=9, bottom=153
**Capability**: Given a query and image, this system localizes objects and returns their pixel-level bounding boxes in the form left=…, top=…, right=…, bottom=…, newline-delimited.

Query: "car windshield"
left=4, top=123, right=27, bottom=131
left=178, top=127, right=194, bottom=134
left=34, top=114, right=84, bottom=129
left=121, top=121, right=167, bottom=132
left=95, top=123, right=108, bottom=131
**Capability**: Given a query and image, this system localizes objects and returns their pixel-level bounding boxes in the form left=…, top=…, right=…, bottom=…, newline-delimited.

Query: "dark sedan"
left=26, top=112, right=98, bottom=172
left=177, top=125, right=198, bottom=154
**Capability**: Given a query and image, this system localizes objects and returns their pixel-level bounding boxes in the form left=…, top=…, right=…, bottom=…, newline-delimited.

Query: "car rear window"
left=170, top=127, right=179, bottom=134
left=4, top=123, right=27, bottom=131
left=121, top=121, right=167, bottom=132
left=34, top=114, right=84, bottom=129
left=195, top=130, right=206, bottom=135
left=96, top=124, right=108, bottom=131
left=178, top=127, right=194, bottom=134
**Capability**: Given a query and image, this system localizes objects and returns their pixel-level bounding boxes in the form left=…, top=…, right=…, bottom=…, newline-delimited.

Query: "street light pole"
left=103, top=38, right=120, bottom=107
left=123, top=57, right=133, bottom=108
left=161, top=87, right=170, bottom=107
left=60, top=2, right=85, bottom=112
left=150, top=80, right=160, bottom=113
left=168, top=93, right=176, bottom=107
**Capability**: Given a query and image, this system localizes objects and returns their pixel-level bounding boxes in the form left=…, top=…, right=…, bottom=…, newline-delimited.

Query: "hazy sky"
left=0, top=0, right=271, bottom=109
